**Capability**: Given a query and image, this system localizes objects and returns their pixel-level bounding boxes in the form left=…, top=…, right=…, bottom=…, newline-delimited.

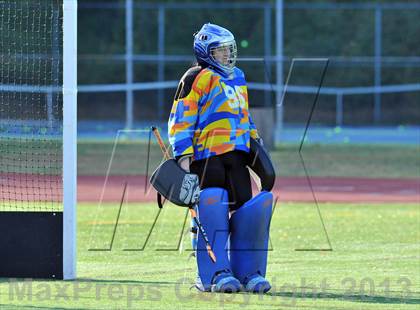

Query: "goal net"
left=0, top=0, right=76, bottom=279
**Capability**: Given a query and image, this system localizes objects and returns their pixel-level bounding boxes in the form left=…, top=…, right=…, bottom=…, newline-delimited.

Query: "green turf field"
left=0, top=201, right=418, bottom=309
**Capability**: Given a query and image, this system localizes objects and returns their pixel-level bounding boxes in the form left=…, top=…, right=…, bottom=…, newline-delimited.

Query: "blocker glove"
left=150, top=157, right=200, bottom=208
left=176, top=155, right=199, bottom=205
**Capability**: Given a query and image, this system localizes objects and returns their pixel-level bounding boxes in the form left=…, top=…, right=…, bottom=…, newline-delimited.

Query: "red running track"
left=76, top=175, right=419, bottom=204
left=1, top=174, right=418, bottom=204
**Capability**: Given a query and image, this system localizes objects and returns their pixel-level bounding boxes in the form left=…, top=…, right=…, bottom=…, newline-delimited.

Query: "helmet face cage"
left=193, top=23, right=237, bottom=76
left=210, top=40, right=237, bottom=71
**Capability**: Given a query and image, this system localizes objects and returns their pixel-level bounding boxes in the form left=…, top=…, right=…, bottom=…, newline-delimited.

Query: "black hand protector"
left=150, top=159, right=200, bottom=207
left=248, top=138, right=276, bottom=191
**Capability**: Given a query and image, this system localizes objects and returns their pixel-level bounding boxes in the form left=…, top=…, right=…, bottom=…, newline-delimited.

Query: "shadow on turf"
left=76, top=277, right=178, bottom=286
left=0, top=277, right=178, bottom=286
left=267, top=290, right=420, bottom=305
left=0, top=305, right=64, bottom=310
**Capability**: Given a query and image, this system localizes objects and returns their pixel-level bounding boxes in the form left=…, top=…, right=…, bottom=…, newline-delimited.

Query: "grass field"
left=0, top=201, right=419, bottom=309
left=1, top=139, right=419, bottom=308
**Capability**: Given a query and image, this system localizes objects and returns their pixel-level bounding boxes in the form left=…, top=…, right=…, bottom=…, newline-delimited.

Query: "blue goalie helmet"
left=193, top=23, right=237, bottom=76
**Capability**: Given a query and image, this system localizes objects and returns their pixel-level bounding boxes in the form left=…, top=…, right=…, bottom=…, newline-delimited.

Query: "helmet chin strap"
left=208, top=65, right=234, bottom=79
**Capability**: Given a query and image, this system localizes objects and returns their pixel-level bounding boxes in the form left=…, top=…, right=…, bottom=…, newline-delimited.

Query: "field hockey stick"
left=151, top=126, right=216, bottom=263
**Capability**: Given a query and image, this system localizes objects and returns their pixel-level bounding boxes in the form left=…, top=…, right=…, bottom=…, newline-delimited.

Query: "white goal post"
left=63, top=0, right=78, bottom=280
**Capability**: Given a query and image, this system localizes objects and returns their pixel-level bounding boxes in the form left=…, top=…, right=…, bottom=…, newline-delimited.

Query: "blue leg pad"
left=230, top=191, right=273, bottom=290
left=196, top=188, right=235, bottom=291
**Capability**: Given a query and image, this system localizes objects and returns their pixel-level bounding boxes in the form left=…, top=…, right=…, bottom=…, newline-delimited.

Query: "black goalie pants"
left=190, top=150, right=252, bottom=211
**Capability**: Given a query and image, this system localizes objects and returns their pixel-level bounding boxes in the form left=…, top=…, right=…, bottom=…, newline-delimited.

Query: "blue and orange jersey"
left=168, top=66, right=259, bottom=160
